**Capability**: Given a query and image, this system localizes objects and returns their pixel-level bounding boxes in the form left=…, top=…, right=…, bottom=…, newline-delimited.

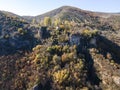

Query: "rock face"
left=69, top=33, right=97, bottom=48
left=69, top=33, right=81, bottom=45
left=112, top=76, right=120, bottom=86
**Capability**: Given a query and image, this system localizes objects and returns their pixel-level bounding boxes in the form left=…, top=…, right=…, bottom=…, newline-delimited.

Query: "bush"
left=53, top=69, right=69, bottom=84
left=44, top=17, right=52, bottom=26
left=53, top=54, right=61, bottom=65
left=18, top=28, right=27, bottom=35
left=81, top=29, right=99, bottom=37
left=61, top=53, right=69, bottom=63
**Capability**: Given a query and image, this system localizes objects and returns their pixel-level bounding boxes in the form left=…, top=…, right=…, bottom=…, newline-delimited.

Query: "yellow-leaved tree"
left=54, top=18, right=61, bottom=26
left=44, top=17, right=52, bottom=26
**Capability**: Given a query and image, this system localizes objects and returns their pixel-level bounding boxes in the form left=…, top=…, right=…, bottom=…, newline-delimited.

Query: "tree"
left=54, top=18, right=61, bottom=26
left=32, top=18, right=37, bottom=24
left=44, top=17, right=52, bottom=26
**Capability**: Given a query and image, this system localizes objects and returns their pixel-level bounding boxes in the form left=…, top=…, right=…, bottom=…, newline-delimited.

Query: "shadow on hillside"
left=97, top=35, right=120, bottom=64
left=0, top=38, right=38, bottom=56
left=34, top=81, right=51, bottom=90
left=83, top=50, right=101, bottom=90
left=0, top=48, right=31, bottom=56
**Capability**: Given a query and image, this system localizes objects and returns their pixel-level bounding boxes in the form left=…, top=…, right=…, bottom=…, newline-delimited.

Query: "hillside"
left=0, top=11, right=36, bottom=55
left=1, top=11, right=23, bottom=19
left=23, top=6, right=120, bottom=21
left=23, top=6, right=101, bottom=23
left=23, top=6, right=120, bottom=30
left=0, top=6, right=120, bottom=90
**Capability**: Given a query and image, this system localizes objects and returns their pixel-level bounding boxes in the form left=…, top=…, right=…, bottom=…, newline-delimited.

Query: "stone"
left=112, top=76, right=120, bottom=86
left=69, top=33, right=81, bottom=46
left=90, top=37, right=96, bottom=46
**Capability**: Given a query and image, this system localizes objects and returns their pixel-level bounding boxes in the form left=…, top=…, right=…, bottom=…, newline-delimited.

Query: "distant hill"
left=2, top=6, right=120, bottom=30
left=23, top=6, right=101, bottom=23
left=23, top=6, right=120, bottom=21
left=1, top=11, right=21, bottom=18
left=0, top=10, right=28, bottom=22
left=23, top=6, right=120, bottom=30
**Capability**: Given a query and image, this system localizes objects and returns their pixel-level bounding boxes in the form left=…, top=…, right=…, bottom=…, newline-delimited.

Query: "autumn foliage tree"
left=54, top=18, right=61, bottom=26
left=44, top=17, right=52, bottom=26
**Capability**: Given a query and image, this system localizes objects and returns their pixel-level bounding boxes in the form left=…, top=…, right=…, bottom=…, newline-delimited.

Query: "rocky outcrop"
left=69, top=33, right=81, bottom=45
